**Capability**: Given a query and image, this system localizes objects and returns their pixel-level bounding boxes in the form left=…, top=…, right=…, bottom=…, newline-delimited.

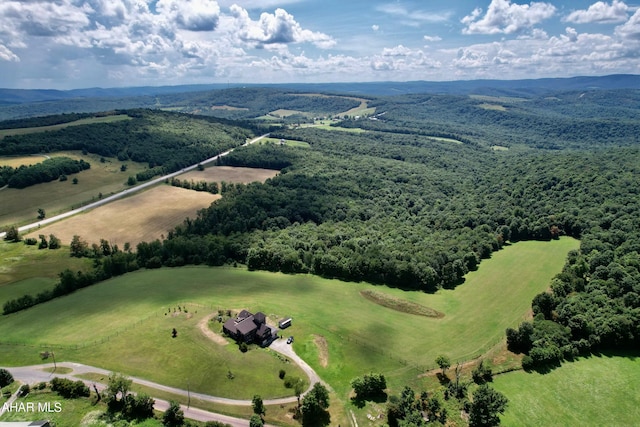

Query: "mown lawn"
left=493, top=353, right=640, bottom=427
left=0, top=239, right=577, bottom=400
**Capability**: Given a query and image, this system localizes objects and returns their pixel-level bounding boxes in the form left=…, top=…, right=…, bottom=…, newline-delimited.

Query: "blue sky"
left=1, top=0, right=639, bottom=89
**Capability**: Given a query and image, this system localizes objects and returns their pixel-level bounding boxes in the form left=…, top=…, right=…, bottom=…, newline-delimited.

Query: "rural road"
left=0, top=133, right=269, bottom=239
left=4, top=335, right=325, bottom=426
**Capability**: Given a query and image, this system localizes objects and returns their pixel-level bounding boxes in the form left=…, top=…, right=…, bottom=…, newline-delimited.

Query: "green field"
left=0, top=238, right=577, bottom=401
left=493, top=354, right=640, bottom=427
left=0, top=151, right=149, bottom=227
left=0, top=115, right=131, bottom=138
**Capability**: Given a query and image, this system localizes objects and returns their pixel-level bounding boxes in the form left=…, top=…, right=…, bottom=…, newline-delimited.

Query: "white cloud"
left=0, top=43, right=19, bottom=62
left=564, top=1, right=629, bottom=25
left=423, top=35, right=442, bottom=42
left=229, top=6, right=335, bottom=48
left=372, top=25, right=380, bottom=31
left=156, top=0, right=221, bottom=32
left=376, top=3, right=452, bottom=26
left=462, top=0, right=556, bottom=35
left=615, top=9, right=640, bottom=39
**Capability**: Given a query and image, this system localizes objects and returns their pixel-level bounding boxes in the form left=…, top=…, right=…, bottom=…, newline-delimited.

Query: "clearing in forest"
left=177, top=165, right=279, bottom=184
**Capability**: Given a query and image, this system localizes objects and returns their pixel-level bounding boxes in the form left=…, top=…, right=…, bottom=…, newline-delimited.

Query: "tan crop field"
left=177, top=165, right=279, bottom=183
left=26, top=185, right=220, bottom=249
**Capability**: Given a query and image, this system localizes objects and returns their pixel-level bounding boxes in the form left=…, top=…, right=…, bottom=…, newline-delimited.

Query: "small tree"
left=469, top=384, right=508, bottom=427
left=37, top=208, right=46, bottom=220
left=249, top=414, right=264, bottom=427
left=436, top=355, right=451, bottom=376
left=301, top=383, right=330, bottom=426
left=72, top=177, right=78, bottom=184
left=104, top=372, right=132, bottom=412
left=70, top=235, right=88, bottom=258
left=38, top=234, right=48, bottom=249
left=162, top=400, right=184, bottom=426
left=472, top=359, right=493, bottom=384
left=48, top=234, right=61, bottom=249
left=3, top=226, right=21, bottom=242
left=0, top=368, right=14, bottom=387
left=252, top=394, right=265, bottom=416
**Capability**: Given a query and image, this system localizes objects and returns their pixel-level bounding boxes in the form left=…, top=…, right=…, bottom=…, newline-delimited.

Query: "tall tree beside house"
left=301, top=383, right=330, bottom=427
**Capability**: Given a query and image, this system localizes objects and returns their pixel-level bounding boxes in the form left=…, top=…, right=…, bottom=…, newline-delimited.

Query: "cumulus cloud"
left=564, top=1, right=629, bottom=25
left=156, top=0, right=221, bottom=31
left=229, top=6, right=335, bottom=48
left=615, top=9, right=640, bottom=39
left=462, top=0, right=556, bottom=35
left=424, top=35, right=442, bottom=42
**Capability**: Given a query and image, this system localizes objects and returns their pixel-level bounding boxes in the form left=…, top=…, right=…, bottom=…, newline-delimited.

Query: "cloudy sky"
left=1, top=0, right=640, bottom=89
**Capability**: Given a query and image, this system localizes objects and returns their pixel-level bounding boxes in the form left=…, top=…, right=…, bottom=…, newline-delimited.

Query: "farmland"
left=0, top=152, right=149, bottom=227
left=177, top=165, right=279, bottom=184
left=0, top=239, right=577, bottom=399
left=23, top=185, right=220, bottom=249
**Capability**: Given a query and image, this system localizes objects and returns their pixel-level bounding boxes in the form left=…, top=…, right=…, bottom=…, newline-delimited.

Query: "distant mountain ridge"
left=2, top=74, right=640, bottom=105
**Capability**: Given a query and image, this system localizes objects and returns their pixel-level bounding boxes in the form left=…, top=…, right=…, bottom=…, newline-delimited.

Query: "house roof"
left=236, top=316, right=257, bottom=336
left=237, top=309, right=252, bottom=320
left=223, top=318, right=237, bottom=334
left=254, top=312, right=266, bottom=325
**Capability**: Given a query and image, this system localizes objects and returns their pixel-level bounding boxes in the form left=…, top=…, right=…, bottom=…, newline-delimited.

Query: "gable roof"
left=236, top=316, right=258, bottom=336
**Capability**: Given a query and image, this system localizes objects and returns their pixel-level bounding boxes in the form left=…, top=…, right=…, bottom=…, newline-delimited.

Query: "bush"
left=24, top=237, right=37, bottom=245
left=279, top=369, right=286, bottom=379
left=0, top=369, right=14, bottom=387
left=50, top=377, right=90, bottom=398
left=18, top=384, right=30, bottom=397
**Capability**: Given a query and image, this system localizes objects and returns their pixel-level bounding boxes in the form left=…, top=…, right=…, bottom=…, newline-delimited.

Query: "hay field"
left=26, top=185, right=219, bottom=248
left=0, top=155, right=49, bottom=168
left=178, top=165, right=278, bottom=183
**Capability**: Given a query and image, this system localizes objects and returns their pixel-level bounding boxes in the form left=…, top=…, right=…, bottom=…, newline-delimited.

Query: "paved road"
left=5, top=337, right=323, bottom=426
left=0, top=133, right=269, bottom=239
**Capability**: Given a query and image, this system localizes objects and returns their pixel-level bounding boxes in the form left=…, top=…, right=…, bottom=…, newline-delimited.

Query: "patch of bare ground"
left=178, top=166, right=278, bottom=184
left=313, top=335, right=329, bottom=368
left=198, top=313, right=229, bottom=346
left=360, top=289, right=444, bottom=318
left=26, top=185, right=220, bottom=249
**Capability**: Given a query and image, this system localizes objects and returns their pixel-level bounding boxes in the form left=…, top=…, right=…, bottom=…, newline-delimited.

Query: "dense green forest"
left=2, top=88, right=639, bottom=371
left=0, top=110, right=254, bottom=178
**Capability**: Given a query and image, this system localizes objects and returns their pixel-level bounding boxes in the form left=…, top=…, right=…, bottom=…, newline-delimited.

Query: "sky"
left=1, top=0, right=640, bottom=89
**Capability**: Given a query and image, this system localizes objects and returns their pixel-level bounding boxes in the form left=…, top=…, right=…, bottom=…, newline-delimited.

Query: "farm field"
left=0, top=239, right=91, bottom=288
left=0, top=238, right=578, bottom=403
left=177, top=165, right=279, bottom=184
left=0, top=114, right=131, bottom=137
left=25, top=185, right=220, bottom=248
left=493, top=354, right=640, bottom=427
left=0, top=151, right=148, bottom=227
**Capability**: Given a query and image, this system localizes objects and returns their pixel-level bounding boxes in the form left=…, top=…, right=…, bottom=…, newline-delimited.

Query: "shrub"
left=0, top=369, right=14, bottom=388
left=279, top=369, right=286, bottom=379
left=50, top=377, right=90, bottom=398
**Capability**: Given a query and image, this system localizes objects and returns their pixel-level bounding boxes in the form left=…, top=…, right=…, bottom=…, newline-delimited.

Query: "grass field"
left=0, top=115, right=131, bottom=138
left=177, top=165, right=279, bottom=183
left=25, top=185, right=220, bottom=249
left=493, top=353, right=640, bottom=427
left=0, top=239, right=578, bottom=399
left=0, top=154, right=50, bottom=168
left=0, top=240, right=92, bottom=301
left=0, top=151, right=149, bottom=227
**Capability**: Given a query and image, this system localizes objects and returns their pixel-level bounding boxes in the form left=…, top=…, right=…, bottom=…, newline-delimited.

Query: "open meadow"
left=177, top=165, right=279, bottom=184
left=25, top=185, right=220, bottom=248
left=0, top=151, right=148, bottom=227
left=493, top=354, right=640, bottom=427
left=0, top=238, right=578, bottom=405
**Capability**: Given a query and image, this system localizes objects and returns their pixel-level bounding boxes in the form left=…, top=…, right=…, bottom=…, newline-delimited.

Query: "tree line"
left=1, top=157, right=90, bottom=188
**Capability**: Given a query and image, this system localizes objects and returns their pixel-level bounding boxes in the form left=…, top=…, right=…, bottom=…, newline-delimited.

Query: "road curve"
left=0, top=133, right=270, bottom=239
left=5, top=336, right=325, bottom=426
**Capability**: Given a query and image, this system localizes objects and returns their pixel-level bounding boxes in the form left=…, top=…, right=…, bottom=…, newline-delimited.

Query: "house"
left=223, top=310, right=275, bottom=346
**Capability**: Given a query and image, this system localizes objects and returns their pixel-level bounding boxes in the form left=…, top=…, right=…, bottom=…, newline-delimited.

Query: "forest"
left=1, top=156, right=90, bottom=188
left=0, top=110, right=254, bottom=178
left=2, top=87, right=639, bottom=372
